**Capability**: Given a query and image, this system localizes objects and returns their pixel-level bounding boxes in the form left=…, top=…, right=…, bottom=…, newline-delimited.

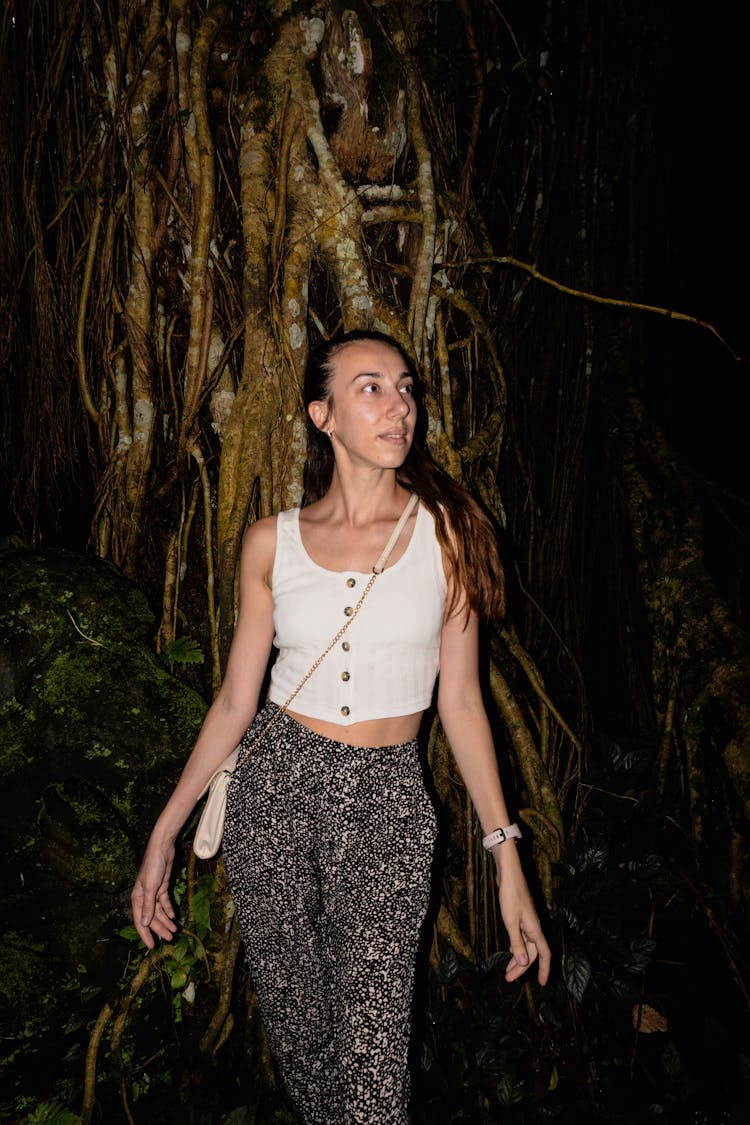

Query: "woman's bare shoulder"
left=241, top=513, right=279, bottom=572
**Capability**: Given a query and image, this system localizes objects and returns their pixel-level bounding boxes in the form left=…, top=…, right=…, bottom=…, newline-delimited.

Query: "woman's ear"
left=308, top=400, right=330, bottom=433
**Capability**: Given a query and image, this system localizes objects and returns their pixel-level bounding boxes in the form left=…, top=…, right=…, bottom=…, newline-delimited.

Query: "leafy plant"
left=414, top=731, right=750, bottom=1124
left=20, top=1102, right=81, bottom=1124
left=161, top=636, right=204, bottom=667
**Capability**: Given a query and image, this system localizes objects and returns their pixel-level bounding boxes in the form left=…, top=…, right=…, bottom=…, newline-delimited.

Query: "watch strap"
left=482, top=823, right=522, bottom=849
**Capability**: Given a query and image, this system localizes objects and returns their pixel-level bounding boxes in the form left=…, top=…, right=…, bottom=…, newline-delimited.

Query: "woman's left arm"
left=437, top=606, right=551, bottom=985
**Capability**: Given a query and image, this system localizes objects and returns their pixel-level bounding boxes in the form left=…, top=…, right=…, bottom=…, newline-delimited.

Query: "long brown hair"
left=303, top=329, right=505, bottom=621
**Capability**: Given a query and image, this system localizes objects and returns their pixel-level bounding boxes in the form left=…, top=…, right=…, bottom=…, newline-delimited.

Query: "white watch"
left=482, top=823, right=522, bottom=850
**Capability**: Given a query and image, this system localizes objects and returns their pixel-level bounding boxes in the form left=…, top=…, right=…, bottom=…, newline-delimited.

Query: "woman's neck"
left=317, top=471, right=411, bottom=527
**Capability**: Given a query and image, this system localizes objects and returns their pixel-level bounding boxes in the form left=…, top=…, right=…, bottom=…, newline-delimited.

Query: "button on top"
left=344, top=606, right=353, bottom=617
left=340, top=706, right=350, bottom=717
left=341, top=671, right=350, bottom=682
left=346, top=577, right=356, bottom=588
left=342, top=640, right=351, bottom=651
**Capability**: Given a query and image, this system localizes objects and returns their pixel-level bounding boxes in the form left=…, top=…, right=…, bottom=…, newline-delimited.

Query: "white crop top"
left=267, top=501, right=448, bottom=725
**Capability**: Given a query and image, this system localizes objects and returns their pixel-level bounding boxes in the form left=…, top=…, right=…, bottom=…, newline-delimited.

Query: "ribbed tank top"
left=267, top=501, right=447, bottom=725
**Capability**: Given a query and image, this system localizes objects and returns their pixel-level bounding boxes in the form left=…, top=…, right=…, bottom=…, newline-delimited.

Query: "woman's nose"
left=387, top=389, right=410, bottom=416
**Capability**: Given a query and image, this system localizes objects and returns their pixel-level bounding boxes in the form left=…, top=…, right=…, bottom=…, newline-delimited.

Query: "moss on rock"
left=0, top=544, right=209, bottom=1075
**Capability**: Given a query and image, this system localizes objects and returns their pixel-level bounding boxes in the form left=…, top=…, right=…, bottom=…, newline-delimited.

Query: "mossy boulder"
left=0, top=545, right=208, bottom=1090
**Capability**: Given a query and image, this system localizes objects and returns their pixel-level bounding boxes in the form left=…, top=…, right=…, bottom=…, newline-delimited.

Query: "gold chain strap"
left=233, top=494, right=417, bottom=772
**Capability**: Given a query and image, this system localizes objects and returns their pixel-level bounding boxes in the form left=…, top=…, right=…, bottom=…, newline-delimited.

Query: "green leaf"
left=578, top=844, right=608, bottom=871
left=21, top=1101, right=81, bottom=1124
left=190, top=872, right=215, bottom=936
left=172, top=934, right=190, bottom=961
left=62, top=1013, right=84, bottom=1035
left=478, top=950, right=507, bottom=973
left=437, top=947, right=460, bottom=984
left=162, top=636, right=204, bottom=665
left=564, top=949, right=592, bottom=1001
left=170, top=968, right=188, bottom=990
left=625, top=853, right=665, bottom=880
left=661, top=1040, right=682, bottom=1079
left=626, top=936, right=656, bottom=973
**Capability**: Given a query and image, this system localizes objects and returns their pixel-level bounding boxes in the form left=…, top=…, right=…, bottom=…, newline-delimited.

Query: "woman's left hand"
left=494, top=851, right=552, bottom=985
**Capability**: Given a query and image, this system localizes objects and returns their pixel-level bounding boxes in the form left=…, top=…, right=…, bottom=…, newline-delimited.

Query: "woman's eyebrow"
left=350, top=370, right=412, bottom=382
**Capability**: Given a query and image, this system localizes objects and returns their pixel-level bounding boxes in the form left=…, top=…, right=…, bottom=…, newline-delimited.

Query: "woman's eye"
left=400, top=384, right=414, bottom=396
left=363, top=382, right=379, bottom=393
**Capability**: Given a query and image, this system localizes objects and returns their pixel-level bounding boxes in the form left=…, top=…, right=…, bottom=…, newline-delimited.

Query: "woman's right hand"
left=131, top=840, right=178, bottom=949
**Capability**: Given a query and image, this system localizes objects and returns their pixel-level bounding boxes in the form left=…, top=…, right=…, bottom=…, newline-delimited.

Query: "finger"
left=133, top=909, right=157, bottom=949
left=153, top=901, right=178, bottom=934
left=508, top=940, right=530, bottom=976
left=505, top=943, right=536, bottom=982
left=131, top=884, right=149, bottom=927
left=150, top=914, right=177, bottom=942
left=520, top=919, right=552, bottom=985
left=505, top=930, right=552, bottom=985
left=138, top=902, right=176, bottom=945
left=154, top=888, right=176, bottom=919
left=535, top=935, right=552, bottom=986
left=507, top=927, right=532, bottom=972
left=132, top=882, right=166, bottom=946
left=132, top=895, right=155, bottom=947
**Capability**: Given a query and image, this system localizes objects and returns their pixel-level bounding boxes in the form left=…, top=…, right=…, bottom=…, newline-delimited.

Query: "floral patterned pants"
left=223, top=704, right=438, bottom=1125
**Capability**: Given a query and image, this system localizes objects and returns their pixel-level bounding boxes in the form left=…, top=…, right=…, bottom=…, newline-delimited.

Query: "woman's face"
left=310, top=340, right=416, bottom=471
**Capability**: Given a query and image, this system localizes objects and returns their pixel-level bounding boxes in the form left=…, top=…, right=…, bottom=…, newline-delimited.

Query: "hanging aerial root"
left=489, top=664, right=565, bottom=903
left=75, top=150, right=105, bottom=429
left=192, top=443, right=221, bottom=695
left=199, top=910, right=242, bottom=1057
left=434, top=901, right=476, bottom=966
left=501, top=624, right=583, bottom=760
left=81, top=945, right=172, bottom=1124
left=81, top=1000, right=114, bottom=1124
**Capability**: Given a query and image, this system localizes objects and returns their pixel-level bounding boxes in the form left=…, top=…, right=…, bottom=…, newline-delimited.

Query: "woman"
left=132, top=329, right=551, bottom=1124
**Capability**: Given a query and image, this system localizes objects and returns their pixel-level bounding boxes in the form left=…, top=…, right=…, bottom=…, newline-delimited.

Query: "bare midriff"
left=285, top=708, right=424, bottom=748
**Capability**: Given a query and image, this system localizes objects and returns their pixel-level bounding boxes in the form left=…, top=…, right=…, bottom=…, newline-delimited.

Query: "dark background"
left=652, top=11, right=744, bottom=497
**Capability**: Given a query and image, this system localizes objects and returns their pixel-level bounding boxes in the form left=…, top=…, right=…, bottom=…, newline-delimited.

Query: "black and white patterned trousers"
left=223, top=704, right=438, bottom=1125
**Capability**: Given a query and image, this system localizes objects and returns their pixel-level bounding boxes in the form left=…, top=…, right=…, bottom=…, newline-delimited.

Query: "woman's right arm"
left=131, top=516, right=277, bottom=948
